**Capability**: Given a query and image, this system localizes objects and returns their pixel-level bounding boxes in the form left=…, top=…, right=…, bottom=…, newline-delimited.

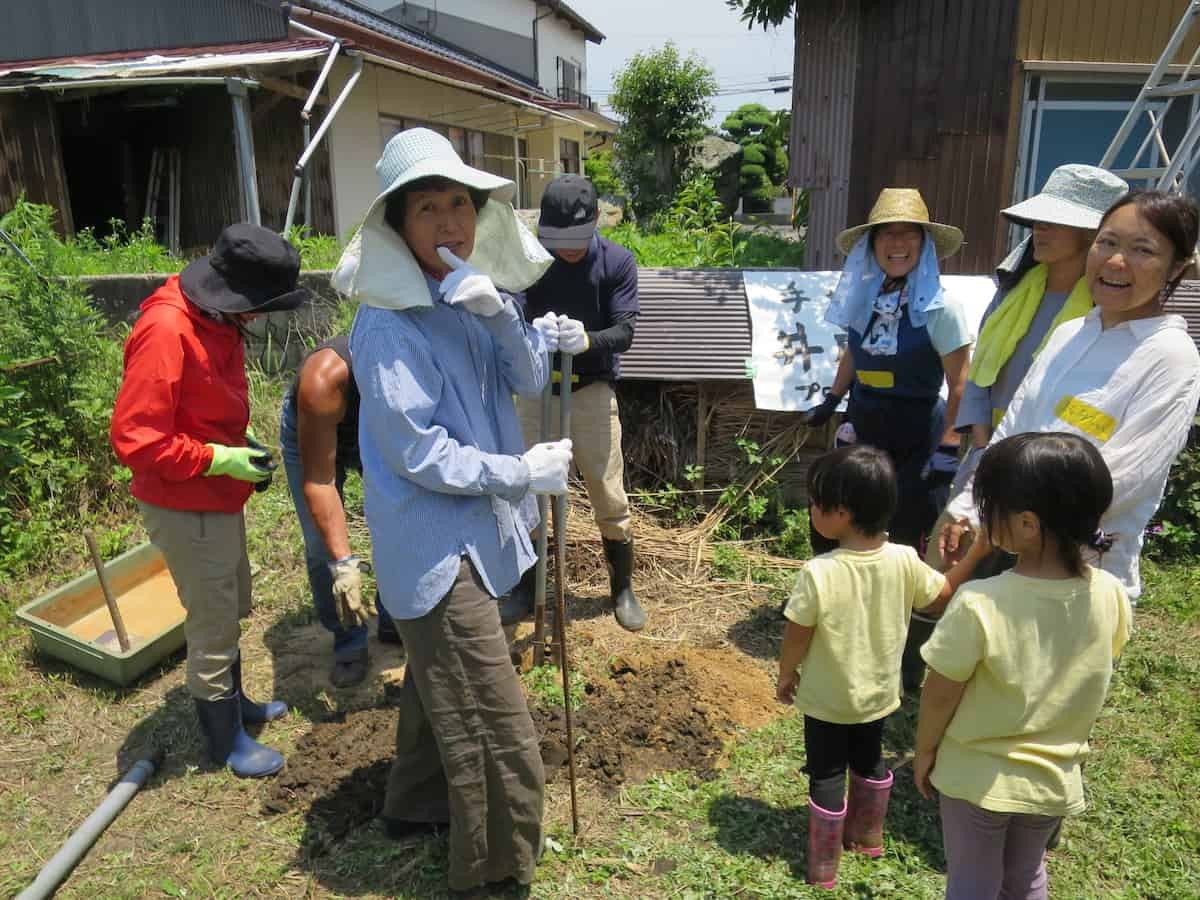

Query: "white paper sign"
left=742, top=271, right=997, bottom=412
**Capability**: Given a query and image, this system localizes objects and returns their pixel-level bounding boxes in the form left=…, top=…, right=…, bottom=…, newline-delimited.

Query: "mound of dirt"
left=532, top=655, right=727, bottom=788
left=263, top=646, right=782, bottom=840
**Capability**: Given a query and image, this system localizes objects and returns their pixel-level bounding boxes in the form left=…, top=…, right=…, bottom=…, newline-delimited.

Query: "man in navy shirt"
left=506, top=175, right=646, bottom=632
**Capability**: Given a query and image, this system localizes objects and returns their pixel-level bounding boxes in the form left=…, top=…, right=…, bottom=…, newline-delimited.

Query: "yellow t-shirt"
left=783, top=543, right=946, bottom=724
left=921, top=567, right=1131, bottom=816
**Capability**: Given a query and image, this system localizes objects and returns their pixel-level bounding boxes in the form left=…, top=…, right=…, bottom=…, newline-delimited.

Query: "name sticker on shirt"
left=857, top=370, right=895, bottom=389
left=1054, top=395, right=1117, bottom=443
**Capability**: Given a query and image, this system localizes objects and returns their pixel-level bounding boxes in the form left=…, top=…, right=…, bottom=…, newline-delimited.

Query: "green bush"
left=741, top=145, right=766, bottom=166
left=0, top=201, right=126, bottom=571
left=1146, top=427, right=1200, bottom=560
left=584, top=149, right=623, bottom=199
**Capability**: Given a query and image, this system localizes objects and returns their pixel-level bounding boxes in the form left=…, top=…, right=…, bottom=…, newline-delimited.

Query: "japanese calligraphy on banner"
left=742, top=272, right=996, bottom=412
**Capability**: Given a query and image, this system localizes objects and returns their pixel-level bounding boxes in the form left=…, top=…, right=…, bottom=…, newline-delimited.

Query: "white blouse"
left=945, top=308, right=1200, bottom=598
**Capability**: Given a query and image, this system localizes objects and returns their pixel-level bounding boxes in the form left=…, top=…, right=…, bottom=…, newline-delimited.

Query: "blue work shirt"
left=349, top=276, right=550, bottom=621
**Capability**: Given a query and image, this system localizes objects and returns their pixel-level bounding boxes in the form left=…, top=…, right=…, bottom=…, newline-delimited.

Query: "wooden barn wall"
left=0, top=94, right=73, bottom=234
left=173, top=89, right=242, bottom=250
left=1018, top=0, right=1199, bottom=63
left=790, top=0, right=862, bottom=271
left=847, top=0, right=1021, bottom=275
left=251, top=91, right=336, bottom=236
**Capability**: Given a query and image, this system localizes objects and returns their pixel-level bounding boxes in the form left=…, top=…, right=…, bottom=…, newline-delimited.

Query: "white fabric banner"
left=742, top=271, right=996, bottom=412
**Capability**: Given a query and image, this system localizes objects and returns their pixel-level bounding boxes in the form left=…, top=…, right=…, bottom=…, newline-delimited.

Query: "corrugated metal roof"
left=0, top=39, right=330, bottom=73
left=298, top=0, right=551, bottom=97
left=0, top=39, right=331, bottom=81
left=1167, top=279, right=1200, bottom=347
left=620, top=269, right=752, bottom=382
left=0, top=0, right=289, bottom=66
left=622, top=273, right=1200, bottom=385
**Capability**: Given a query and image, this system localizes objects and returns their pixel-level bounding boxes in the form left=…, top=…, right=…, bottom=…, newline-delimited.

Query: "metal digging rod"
left=532, top=377, right=553, bottom=668
left=552, top=351, right=580, bottom=835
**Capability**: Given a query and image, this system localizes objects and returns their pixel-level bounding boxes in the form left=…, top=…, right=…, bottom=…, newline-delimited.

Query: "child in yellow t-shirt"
left=777, top=445, right=989, bottom=889
left=916, top=433, right=1131, bottom=900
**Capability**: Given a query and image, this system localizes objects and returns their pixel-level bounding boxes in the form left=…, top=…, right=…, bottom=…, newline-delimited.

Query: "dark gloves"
left=803, top=392, right=844, bottom=428
left=245, top=433, right=277, bottom=493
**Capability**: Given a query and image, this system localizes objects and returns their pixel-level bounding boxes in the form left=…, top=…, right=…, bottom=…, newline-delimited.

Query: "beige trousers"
left=517, top=380, right=631, bottom=541
left=138, top=501, right=251, bottom=700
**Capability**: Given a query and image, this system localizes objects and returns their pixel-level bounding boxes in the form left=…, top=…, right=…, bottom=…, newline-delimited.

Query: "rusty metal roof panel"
left=619, top=269, right=752, bottom=382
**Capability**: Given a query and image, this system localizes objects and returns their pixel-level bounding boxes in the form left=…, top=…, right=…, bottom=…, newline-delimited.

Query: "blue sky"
left=569, top=0, right=794, bottom=129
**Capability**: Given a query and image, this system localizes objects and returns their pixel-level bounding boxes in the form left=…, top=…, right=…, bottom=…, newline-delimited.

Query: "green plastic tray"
left=17, top=541, right=186, bottom=686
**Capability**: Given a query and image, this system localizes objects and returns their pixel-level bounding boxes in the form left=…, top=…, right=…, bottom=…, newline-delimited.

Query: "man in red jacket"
left=111, top=224, right=308, bottom=779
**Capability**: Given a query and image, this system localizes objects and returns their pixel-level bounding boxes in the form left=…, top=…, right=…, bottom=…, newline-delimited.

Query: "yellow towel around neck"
left=968, top=263, right=1092, bottom=387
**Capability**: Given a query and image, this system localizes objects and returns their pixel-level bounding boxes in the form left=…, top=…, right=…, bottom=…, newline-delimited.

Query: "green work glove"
left=205, top=443, right=274, bottom=483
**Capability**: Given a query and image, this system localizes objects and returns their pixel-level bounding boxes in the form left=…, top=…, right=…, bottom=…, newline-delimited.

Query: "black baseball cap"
left=538, top=174, right=598, bottom=250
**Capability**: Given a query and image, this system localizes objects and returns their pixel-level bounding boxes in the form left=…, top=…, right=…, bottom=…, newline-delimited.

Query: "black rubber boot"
left=498, top=565, right=538, bottom=626
left=232, top=656, right=288, bottom=723
left=603, top=538, right=646, bottom=632
left=901, top=615, right=938, bottom=692
left=194, top=694, right=284, bottom=778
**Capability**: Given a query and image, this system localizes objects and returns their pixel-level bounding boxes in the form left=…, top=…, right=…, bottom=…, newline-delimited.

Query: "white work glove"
left=328, top=556, right=370, bottom=629
left=437, top=247, right=504, bottom=317
left=532, top=313, right=560, bottom=352
left=556, top=314, right=588, bottom=354
left=522, top=439, right=573, bottom=495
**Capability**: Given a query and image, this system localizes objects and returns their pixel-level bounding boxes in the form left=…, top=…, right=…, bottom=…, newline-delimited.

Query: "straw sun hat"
left=331, top=128, right=552, bottom=309
left=836, top=188, right=964, bottom=259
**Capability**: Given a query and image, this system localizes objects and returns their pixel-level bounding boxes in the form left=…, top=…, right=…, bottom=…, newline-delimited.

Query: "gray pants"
left=940, top=794, right=1061, bottom=900
left=138, top=502, right=251, bottom=700
left=384, top=559, right=544, bottom=891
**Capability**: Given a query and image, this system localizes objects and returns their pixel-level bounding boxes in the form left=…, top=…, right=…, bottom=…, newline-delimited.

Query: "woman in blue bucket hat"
left=333, top=127, right=566, bottom=892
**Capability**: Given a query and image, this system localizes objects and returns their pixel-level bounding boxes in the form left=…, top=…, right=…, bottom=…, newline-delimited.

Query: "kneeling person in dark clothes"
left=506, top=174, right=646, bottom=632
left=280, top=336, right=399, bottom=688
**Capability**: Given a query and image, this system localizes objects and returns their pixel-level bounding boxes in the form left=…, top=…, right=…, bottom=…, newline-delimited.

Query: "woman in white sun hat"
left=333, top=127, right=567, bottom=892
left=953, top=164, right=1130, bottom=464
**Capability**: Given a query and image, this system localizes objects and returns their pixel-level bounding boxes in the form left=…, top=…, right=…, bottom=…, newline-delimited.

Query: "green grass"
left=523, top=663, right=587, bottom=710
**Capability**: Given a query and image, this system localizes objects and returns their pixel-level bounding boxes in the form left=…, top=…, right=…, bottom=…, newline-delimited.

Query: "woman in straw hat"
left=801, top=188, right=972, bottom=691
left=111, top=225, right=308, bottom=779
left=805, top=191, right=971, bottom=546
left=335, top=127, right=568, bottom=891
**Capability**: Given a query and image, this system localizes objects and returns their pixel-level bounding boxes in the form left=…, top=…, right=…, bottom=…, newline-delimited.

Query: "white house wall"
left=325, top=57, right=586, bottom=233
left=536, top=13, right=587, bottom=99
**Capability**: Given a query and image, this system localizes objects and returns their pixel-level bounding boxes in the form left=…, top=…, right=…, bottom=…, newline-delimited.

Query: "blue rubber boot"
left=232, top=656, right=288, bottom=724
left=195, top=695, right=285, bottom=779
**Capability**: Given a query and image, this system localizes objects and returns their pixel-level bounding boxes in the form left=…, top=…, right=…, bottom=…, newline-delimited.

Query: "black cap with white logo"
left=537, top=174, right=599, bottom=250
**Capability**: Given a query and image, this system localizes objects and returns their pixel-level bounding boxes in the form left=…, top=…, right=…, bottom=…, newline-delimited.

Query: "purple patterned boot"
left=844, top=769, right=893, bottom=857
left=806, top=798, right=847, bottom=889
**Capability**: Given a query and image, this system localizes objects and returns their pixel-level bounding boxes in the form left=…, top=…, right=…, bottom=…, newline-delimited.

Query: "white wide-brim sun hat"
left=1001, top=164, right=1129, bottom=230
left=331, top=128, right=552, bottom=309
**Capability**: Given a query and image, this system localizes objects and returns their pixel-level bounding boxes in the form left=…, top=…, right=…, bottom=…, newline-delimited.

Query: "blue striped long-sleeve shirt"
left=350, top=276, right=549, bottom=620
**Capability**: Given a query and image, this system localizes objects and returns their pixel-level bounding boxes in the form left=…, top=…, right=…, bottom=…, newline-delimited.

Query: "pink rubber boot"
left=806, top=799, right=846, bottom=889
left=844, top=769, right=893, bottom=857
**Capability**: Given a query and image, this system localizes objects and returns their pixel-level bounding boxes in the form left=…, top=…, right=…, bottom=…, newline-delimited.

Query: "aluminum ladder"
left=1100, top=0, right=1200, bottom=192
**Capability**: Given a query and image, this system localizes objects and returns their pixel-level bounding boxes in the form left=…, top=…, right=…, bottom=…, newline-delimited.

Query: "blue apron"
left=846, top=293, right=945, bottom=548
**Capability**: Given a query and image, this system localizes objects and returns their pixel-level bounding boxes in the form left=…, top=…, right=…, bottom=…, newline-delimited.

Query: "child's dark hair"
left=974, top=432, right=1114, bottom=576
left=807, top=444, right=897, bottom=535
left=383, top=176, right=490, bottom=233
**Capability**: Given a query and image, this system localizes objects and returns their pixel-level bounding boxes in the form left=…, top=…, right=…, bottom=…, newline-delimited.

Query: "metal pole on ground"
left=532, top=378, right=553, bottom=668
left=16, top=751, right=163, bottom=900
left=552, top=352, right=580, bottom=835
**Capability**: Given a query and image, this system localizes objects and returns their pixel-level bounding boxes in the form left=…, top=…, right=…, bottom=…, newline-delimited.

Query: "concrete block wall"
left=79, top=270, right=344, bottom=372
